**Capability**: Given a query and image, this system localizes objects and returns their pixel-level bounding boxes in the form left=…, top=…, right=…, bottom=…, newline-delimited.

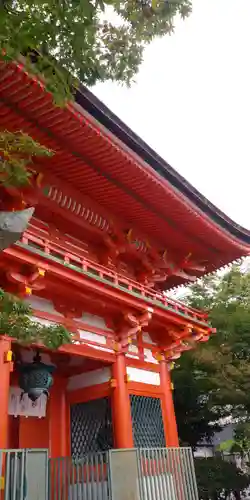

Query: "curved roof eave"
left=76, top=85, right=250, bottom=247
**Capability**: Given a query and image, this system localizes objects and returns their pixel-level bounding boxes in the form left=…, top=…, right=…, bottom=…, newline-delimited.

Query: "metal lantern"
left=18, top=352, right=55, bottom=402
left=0, top=207, right=34, bottom=251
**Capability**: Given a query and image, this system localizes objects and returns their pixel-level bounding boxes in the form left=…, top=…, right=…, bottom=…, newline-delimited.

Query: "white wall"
left=126, top=366, right=160, bottom=386
left=67, top=367, right=111, bottom=391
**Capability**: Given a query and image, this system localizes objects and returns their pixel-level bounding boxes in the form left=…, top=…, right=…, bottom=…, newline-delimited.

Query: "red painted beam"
left=3, top=245, right=210, bottom=331
left=59, top=342, right=114, bottom=363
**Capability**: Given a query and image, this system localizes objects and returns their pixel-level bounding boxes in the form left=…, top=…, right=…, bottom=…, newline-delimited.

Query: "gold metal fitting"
left=155, top=352, right=164, bottom=362
left=113, top=342, right=119, bottom=352
left=109, top=378, right=117, bottom=389
left=36, top=173, right=44, bottom=187
left=4, top=350, right=13, bottom=363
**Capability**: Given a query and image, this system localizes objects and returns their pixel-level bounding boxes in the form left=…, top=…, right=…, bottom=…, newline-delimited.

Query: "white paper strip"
left=8, top=386, right=47, bottom=418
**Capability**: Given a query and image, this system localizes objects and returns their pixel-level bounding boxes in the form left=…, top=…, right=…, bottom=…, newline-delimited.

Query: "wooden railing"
left=18, top=219, right=208, bottom=324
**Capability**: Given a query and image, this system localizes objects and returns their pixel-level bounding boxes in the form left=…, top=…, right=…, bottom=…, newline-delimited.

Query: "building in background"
left=194, top=424, right=235, bottom=458
left=0, top=61, right=250, bottom=456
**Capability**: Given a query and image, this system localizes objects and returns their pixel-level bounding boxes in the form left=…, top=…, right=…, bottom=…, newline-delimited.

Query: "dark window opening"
left=130, top=395, right=165, bottom=448
left=71, top=397, right=113, bottom=458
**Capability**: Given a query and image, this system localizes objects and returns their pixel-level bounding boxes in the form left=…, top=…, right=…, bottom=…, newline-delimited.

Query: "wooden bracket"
left=6, top=264, right=47, bottom=297
left=118, top=308, right=153, bottom=351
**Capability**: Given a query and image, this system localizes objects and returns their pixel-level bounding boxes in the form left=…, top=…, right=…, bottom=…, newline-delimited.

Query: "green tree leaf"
left=0, top=288, right=72, bottom=349
left=195, top=457, right=250, bottom=500
left=174, top=264, right=250, bottom=448
left=0, top=0, right=192, bottom=101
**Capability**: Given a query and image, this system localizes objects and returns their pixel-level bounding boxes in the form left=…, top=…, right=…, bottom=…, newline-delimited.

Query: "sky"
left=93, top=0, right=250, bottom=230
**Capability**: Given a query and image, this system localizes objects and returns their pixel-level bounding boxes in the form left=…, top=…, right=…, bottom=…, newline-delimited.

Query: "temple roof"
left=77, top=85, right=250, bottom=247
left=0, top=61, right=249, bottom=288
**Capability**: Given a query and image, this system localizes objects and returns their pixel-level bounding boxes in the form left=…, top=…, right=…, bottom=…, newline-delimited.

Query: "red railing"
left=18, top=219, right=208, bottom=324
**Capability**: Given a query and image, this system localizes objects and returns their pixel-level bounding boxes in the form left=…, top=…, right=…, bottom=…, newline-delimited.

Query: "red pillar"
left=0, top=337, right=12, bottom=449
left=49, top=377, right=69, bottom=457
left=160, top=359, right=179, bottom=447
left=112, top=353, right=134, bottom=448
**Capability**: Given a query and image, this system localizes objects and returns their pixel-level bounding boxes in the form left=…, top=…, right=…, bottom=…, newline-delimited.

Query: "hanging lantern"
left=18, top=352, right=55, bottom=402
left=0, top=207, right=34, bottom=251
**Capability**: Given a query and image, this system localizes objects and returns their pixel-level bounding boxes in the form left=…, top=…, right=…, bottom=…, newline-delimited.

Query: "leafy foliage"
left=0, top=131, right=53, bottom=187
left=187, top=265, right=250, bottom=411
left=195, top=457, right=250, bottom=500
left=0, top=0, right=192, bottom=101
left=219, top=422, right=250, bottom=455
left=234, top=423, right=250, bottom=451
left=0, top=288, right=72, bottom=348
left=173, top=264, right=250, bottom=447
left=173, top=354, right=227, bottom=448
left=0, top=1, right=191, bottom=184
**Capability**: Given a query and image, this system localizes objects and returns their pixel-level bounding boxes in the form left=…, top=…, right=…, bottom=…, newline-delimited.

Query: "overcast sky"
left=93, top=0, right=250, bottom=230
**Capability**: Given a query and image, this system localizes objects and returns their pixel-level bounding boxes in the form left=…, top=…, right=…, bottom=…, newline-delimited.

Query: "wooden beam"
left=3, top=245, right=210, bottom=330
